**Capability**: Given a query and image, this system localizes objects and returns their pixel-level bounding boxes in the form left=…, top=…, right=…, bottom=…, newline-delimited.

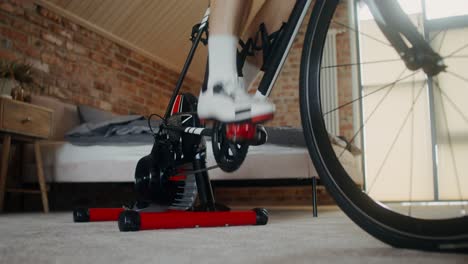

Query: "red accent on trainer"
left=169, top=175, right=187, bottom=181
left=89, top=208, right=125, bottom=221
left=139, top=211, right=257, bottom=230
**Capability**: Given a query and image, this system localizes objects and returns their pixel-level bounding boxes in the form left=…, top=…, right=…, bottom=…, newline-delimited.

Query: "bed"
left=23, top=96, right=363, bottom=185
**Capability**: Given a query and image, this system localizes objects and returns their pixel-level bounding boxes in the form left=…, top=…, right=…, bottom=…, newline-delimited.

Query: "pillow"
left=78, top=105, right=116, bottom=124
left=66, top=115, right=144, bottom=137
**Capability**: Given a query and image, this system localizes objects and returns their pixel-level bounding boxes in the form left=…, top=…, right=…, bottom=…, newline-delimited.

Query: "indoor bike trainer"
left=72, top=6, right=297, bottom=231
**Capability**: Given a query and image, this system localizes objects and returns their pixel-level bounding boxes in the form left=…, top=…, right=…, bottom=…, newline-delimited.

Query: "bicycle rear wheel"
left=300, top=0, right=468, bottom=251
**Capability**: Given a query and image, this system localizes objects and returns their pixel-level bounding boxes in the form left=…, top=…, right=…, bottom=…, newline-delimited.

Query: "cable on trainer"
left=182, top=165, right=220, bottom=175
left=147, top=113, right=166, bottom=135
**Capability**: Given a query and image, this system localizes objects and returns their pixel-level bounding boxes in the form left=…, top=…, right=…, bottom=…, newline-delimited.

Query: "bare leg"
left=198, top=0, right=276, bottom=123
left=210, top=0, right=252, bottom=36
left=206, top=0, right=252, bottom=83
left=241, top=0, right=296, bottom=87
left=243, top=0, right=296, bottom=42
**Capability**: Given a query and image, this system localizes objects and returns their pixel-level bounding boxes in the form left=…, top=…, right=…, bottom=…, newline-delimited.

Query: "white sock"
left=208, top=35, right=239, bottom=93
left=242, top=60, right=260, bottom=90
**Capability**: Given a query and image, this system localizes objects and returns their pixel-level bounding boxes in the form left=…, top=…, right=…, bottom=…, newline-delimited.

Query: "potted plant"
left=0, top=60, right=33, bottom=100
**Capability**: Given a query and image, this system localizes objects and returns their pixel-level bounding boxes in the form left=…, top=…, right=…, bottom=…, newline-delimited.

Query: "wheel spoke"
left=408, top=75, right=416, bottom=216
left=324, top=70, right=420, bottom=116
left=444, top=43, right=468, bottom=59
left=332, top=20, right=391, bottom=47
left=433, top=79, right=468, bottom=126
left=444, top=55, right=468, bottom=59
left=446, top=71, right=468, bottom=84
left=337, top=69, right=409, bottom=159
left=429, top=30, right=445, bottom=43
left=437, top=30, right=448, bottom=53
left=321, top=58, right=402, bottom=69
left=434, top=80, right=467, bottom=210
left=367, top=79, right=427, bottom=194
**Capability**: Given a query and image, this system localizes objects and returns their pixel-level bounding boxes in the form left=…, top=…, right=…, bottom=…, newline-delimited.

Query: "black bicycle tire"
left=299, top=0, right=468, bottom=252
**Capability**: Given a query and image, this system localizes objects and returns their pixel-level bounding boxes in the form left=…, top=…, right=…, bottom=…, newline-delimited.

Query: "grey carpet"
left=0, top=207, right=466, bottom=264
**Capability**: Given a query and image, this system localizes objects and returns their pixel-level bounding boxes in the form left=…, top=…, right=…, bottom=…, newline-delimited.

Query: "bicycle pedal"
left=250, top=113, right=274, bottom=124
left=200, top=113, right=274, bottom=127
left=226, top=123, right=268, bottom=145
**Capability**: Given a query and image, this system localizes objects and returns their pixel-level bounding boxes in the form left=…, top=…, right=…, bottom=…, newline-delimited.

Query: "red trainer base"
left=118, top=208, right=268, bottom=231
left=73, top=208, right=125, bottom=222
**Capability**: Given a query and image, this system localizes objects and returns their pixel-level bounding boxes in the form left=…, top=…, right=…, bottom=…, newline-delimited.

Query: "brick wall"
left=0, top=0, right=353, bottom=137
left=265, top=1, right=354, bottom=140
left=0, top=0, right=201, bottom=116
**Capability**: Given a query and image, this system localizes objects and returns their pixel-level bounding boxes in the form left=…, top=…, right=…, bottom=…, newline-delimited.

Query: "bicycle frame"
left=161, top=0, right=442, bottom=137
left=164, top=0, right=313, bottom=122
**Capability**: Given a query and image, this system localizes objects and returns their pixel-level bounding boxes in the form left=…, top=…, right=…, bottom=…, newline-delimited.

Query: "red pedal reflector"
left=226, top=122, right=256, bottom=142
left=251, top=113, right=274, bottom=124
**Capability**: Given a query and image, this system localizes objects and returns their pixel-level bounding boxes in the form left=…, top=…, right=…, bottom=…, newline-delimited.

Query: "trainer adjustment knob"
left=118, top=210, right=141, bottom=232
left=253, top=208, right=269, bottom=225
left=73, top=208, right=90, bottom=222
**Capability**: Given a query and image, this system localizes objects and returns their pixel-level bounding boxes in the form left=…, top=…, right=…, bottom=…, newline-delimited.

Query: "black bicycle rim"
left=300, top=0, right=468, bottom=252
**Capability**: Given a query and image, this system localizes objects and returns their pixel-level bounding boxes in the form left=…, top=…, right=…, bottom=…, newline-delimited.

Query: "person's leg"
left=207, top=0, right=250, bottom=90
left=209, top=0, right=250, bottom=36
left=240, top=0, right=296, bottom=89
left=198, top=0, right=275, bottom=123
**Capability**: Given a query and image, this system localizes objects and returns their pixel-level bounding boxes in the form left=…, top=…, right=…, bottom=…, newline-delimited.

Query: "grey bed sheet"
left=65, top=114, right=308, bottom=147
left=65, top=115, right=360, bottom=155
left=65, top=115, right=161, bottom=145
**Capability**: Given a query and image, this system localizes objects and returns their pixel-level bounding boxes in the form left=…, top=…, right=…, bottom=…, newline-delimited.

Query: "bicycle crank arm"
left=164, top=125, right=213, bottom=137
left=163, top=123, right=267, bottom=145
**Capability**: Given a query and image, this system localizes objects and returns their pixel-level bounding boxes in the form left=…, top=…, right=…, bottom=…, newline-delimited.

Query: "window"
left=425, top=0, right=468, bottom=20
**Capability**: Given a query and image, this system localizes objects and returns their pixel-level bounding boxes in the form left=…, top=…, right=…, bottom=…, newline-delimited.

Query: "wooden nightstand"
left=0, top=97, right=53, bottom=213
